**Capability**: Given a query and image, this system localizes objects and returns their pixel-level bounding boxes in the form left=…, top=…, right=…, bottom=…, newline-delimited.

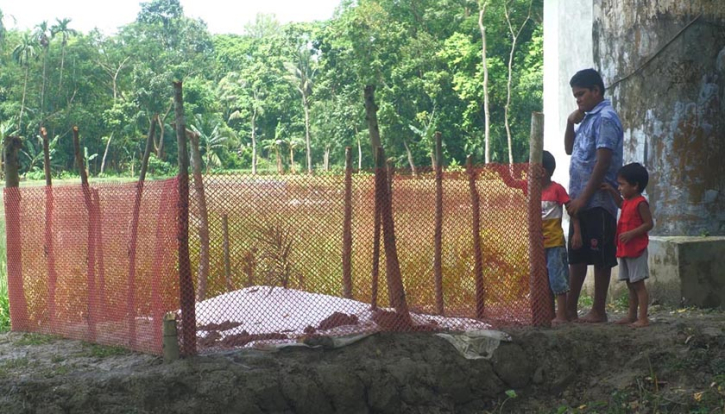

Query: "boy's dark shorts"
left=568, top=207, right=617, bottom=268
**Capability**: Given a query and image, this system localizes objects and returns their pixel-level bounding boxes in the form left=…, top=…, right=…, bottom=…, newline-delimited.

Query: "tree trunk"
left=375, top=147, right=411, bottom=323
left=303, top=96, right=312, bottom=174
left=188, top=129, right=211, bottom=302
left=40, top=48, right=48, bottom=124
left=324, top=147, right=330, bottom=171
left=251, top=110, right=257, bottom=175
left=59, top=45, right=66, bottom=90
left=276, top=148, right=283, bottom=174
left=19, top=66, right=29, bottom=132
left=356, top=129, right=363, bottom=171
left=289, top=147, right=295, bottom=174
left=100, top=133, right=113, bottom=176
left=504, top=1, right=532, bottom=165
left=364, top=86, right=382, bottom=162
left=479, top=2, right=491, bottom=163
left=402, top=139, right=417, bottom=176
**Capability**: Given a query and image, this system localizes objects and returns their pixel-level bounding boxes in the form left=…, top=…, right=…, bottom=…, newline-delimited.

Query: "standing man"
left=565, top=68, right=623, bottom=322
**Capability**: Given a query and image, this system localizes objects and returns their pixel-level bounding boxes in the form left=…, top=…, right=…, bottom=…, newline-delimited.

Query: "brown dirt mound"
left=0, top=307, right=723, bottom=413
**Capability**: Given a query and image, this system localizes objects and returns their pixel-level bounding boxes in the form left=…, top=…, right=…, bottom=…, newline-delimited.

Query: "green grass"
left=80, top=342, right=132, bottom=358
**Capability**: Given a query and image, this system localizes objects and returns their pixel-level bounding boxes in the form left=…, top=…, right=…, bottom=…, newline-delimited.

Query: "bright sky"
left=0, top=0, right=341, bottom=35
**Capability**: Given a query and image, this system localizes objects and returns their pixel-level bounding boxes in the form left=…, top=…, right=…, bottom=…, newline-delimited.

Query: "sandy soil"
left=1, top=306, right=724, bottom=413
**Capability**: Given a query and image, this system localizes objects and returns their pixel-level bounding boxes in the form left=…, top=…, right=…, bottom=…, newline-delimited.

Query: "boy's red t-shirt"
left=541, top=182, right=570, bottom=248
left=616, top=195, right=649, bottom=258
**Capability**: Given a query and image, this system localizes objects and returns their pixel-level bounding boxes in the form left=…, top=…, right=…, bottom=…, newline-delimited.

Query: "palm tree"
left=189, top=114, right=228, bottom=174
left=220, top=72, right=265, bottom=175
left=11, top=32, right=38, bottom=132
left=286, top=137, right=304, bottom=174
left=284, top=47, right=316, bottom=174
left=51, top=18, right=76, bottom=90
left=262, top=138, right=284, bottom=174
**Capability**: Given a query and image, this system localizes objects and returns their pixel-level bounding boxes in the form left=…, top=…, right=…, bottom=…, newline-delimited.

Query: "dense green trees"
left=0, top=0, right=542, bottom=177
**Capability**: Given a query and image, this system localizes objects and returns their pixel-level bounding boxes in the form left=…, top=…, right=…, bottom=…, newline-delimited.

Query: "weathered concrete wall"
left=594, top=1, right=725, bottom=236
left=649, top=236, right=725, bottom=308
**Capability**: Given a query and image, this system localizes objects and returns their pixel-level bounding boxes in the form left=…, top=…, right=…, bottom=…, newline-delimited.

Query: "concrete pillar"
left=543, top=0, right=593, bottom=190
left=594, top=0, right=725, bottom=236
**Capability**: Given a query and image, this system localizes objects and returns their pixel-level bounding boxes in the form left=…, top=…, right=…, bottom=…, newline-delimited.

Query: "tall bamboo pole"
left=127, top=117, right=157, bottom=347
left=73, top=126, right=97, bottom=340
left=173, top=81, right=197, bottom=355
left=342, top=147, right=353, bottom=299
left=528, top=112, right=550, bottom=326
left=433, top=132, right=444, bottom=315
left=41, top=128, right=59, bottom=328
left=4, top=135, right=28, bottom=330
left=467, top=156, right=485, bottom=319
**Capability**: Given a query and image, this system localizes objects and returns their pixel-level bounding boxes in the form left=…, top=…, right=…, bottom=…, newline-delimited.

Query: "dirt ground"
left=1, top=306, right=724, bottom=414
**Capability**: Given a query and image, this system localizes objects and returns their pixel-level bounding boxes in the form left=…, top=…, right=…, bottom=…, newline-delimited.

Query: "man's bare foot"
left=631, top=319, right=649, bottom=328
left=552, top=317, right=568, bottom=327
left=614, top=317, right=636, bottom=325
left=579, top=311, right=608, bottom=323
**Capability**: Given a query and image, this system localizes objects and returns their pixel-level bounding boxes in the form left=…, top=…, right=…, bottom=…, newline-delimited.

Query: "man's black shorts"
left=568, top=207, right=617, bottom=268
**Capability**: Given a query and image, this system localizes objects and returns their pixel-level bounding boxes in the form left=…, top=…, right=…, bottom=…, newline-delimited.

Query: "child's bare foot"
left=614, top=316, right=636, bottom=325
left=631, top=319, right=649, bottom=328
left=551, top=317, right=568, bottom=326
left=579, top=311, right=608, bottom=323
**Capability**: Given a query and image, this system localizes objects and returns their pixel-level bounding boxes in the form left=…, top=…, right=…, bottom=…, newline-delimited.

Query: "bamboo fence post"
left=187, top=129, right=210, bottom=302
left=127, top=117, right=156, bottom=348
left=342, top=147, right=353, bottom=299
left=163, top=312, right=180, bottom=362
left=376, top=147, right=411, bottom=324
left=73, top=126, right=97, bottom=340
left=151, top=180, right=175, bottom=351
left=528, top=112, right=551, bottom=326
left=370, top=165, right=382, bottom=310
left=222, top=214, right=232, bottom=292
left=434, top=132, right=444, bottom=315
left=41, top=128, right=59, bottom=328
left=173, top=81, right=197, bottom=356
left=4, top=135, right=28, bottom=330
left=467, top=156, right=485, bottom=319
left=92, top=188, right=107, bottom=321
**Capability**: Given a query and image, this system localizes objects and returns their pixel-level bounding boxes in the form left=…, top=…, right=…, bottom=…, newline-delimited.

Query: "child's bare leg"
left=552, top=293, right=568, bottom=325
left=615, top=281, right=638, bottom=324
left=630, top=280, right=649, bottom=327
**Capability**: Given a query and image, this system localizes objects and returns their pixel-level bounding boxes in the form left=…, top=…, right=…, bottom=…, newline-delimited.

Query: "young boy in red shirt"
left=500, top=151, right=581, bottom=325
left=602, top=163, right=654, bottom=327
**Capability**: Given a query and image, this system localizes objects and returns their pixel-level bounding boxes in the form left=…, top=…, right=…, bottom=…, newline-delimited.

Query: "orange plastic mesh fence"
left=4, top=179, right=180, bottom=355
left=6, top=163, right=550, bottom=355
left=185, top=163, right=549, bottom=353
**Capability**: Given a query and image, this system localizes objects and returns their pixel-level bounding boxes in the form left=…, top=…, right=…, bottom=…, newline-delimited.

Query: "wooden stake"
left=173, top=81, right=197, bottom=356
left=434, top=132, right=444, bottom=315
left=528, top=112, right=551, bottom=326
left=3, top=135, right=28, bottom=329
left=467, top=156, right=485, bottom=319
left=223, top=214, right=232, bottom=292
left=163, top=312, right=180, bottom=362
left=342, top=147, right=353, bottom=299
